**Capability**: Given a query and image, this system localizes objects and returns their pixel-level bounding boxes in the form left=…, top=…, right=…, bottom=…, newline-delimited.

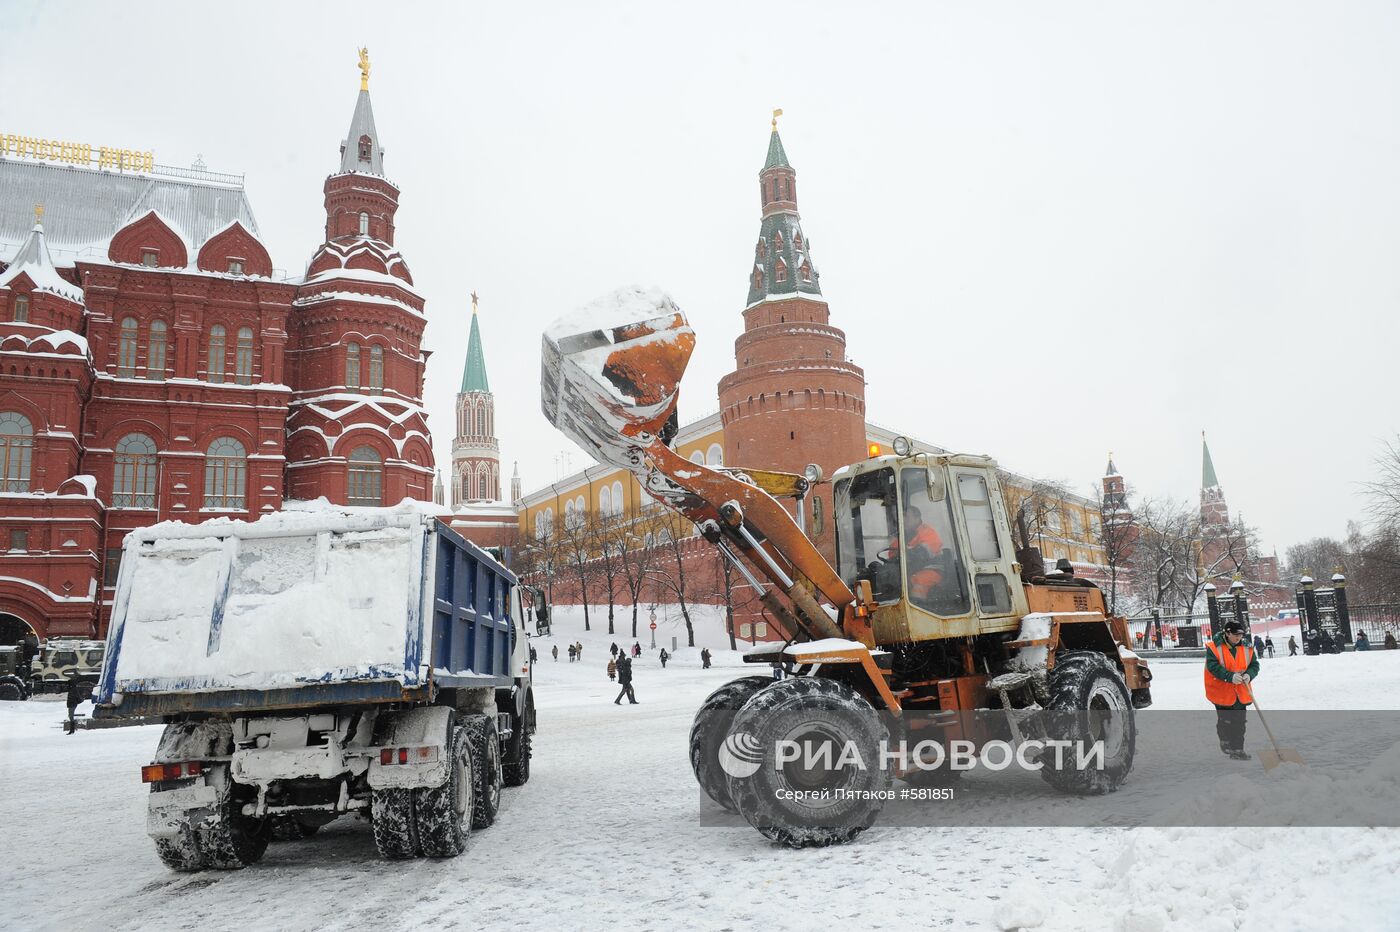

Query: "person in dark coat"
left=614, top=654, right=637, bottom=704
left=610, top=643, right=618, bottom=657
left=1355, top=631, right=1371, bottom=651
left=659, top=648, right=669, bottom=668
left=552, top=644, right=559, bottom=662
left=1385, top=632, right=1398, bottom=650
left=1264, top=637, right=1274, bottom=658
left=1288, top=636, right=1298, bottom=657
left=567, top=644, right=576, bottom=663
left=529, top=645, right=538, bottom=664
left=700, top=647, right=712, bottom=669
left=632, top=641, right=641, bottom=658
left=1253, top=634, right=1265, bottom=657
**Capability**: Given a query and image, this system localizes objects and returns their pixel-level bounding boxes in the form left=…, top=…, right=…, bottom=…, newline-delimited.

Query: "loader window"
left=834, top=468, right=902, bottom=603
left=957, top=473, right=1001, bottom=562
left=900, top=469, right=969, bottom=616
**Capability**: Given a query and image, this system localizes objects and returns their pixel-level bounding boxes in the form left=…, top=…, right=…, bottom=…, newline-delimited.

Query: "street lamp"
left=649, top=607, right=657, bottom=649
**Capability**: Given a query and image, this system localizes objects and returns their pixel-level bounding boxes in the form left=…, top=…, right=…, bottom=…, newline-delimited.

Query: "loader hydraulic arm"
left=540, top=288, right=853, bottom=643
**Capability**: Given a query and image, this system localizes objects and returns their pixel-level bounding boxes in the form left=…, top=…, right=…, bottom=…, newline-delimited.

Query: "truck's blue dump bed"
left=94, top=507, right=517, bottom=717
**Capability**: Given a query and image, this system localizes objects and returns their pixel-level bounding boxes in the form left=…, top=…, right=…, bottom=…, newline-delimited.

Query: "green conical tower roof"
left=764, top=128, right=790, bottom=170
left=1201, top=433, right=1219, bottom=489
left=461, top=298, right=490, bottom=393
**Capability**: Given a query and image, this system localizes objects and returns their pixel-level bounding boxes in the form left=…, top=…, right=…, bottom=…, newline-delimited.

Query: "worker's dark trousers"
left=615, top=683, right=636, bottom=704
left=1214, top=701, right=1248, bottom=752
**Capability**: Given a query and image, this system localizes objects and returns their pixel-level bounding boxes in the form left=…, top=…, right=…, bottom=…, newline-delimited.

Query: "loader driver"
left=883, top=503, right=944, bottom=607
left=1204, top=620, right=1260, bottom=760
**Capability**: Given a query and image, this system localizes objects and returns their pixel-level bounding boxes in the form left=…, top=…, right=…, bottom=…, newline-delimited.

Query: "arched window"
left=347, top=446, right=383, bottom=506
left=706, top=443, right=724, bottom=466
left=799, top=261, right=812, bottom=283
left=204, top=437, right=246, bottom=510
left=147, top=320, right=168, bottom=380
left=358, top=135, right=372, bottom=161
left=756, top=239, right=766, bottom=259
left=774, top=230, right=784, bottom=251
left=774, top=259, right=787, bottom=284
left=483, top=463, right=495, bottom=500
left=234, top=327, right=254, bottom=385
left=751, top=268, right=763, bottom=291
left=689, top=450, right=704, bottom=465
left=0, top=411, right=34, bottom=493
left=117, top=317, right=139, bottom=376
left=358, top=211, right=370, bottom=236
left=113, top=432, right=157, bottom=508
left=599, top=484, right=612, bottom=517
left=368, top=345, right=384, bottom=392
left=12, top=295, right=29, bottom=322
left=611, top=480, right=624, bottom=516
left=345, top=341, right=361, bottom=388
left=544, top=507, right=555, bottom=539
left=208, top=325, right=226, bottom=383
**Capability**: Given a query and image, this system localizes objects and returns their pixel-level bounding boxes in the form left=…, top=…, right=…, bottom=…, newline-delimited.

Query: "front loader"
left=541, top=287, right=1152, bottom=847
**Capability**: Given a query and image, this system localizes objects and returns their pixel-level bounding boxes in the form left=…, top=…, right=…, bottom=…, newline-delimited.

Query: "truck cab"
left=833, top=452, right=1029, bottom=643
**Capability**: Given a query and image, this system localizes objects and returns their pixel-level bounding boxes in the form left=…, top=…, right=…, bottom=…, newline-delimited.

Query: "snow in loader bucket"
left=95, top=509, right=440, bottom=712
left=540, top=285, right=696, bottom=466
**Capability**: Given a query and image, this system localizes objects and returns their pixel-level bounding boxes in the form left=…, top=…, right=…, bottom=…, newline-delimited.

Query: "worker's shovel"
left=1252, top=697, right=1306, bottom=770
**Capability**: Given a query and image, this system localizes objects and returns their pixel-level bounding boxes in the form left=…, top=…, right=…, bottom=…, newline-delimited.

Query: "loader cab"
left=833, top=452, right=1029, bottom=639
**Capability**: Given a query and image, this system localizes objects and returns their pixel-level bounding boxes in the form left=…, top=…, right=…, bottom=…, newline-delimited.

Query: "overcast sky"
left=4, top=1, right=1396, bottom=553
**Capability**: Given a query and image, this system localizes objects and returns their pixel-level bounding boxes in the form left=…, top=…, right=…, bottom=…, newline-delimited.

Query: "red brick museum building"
left=0, top=71, right=434, bottom=641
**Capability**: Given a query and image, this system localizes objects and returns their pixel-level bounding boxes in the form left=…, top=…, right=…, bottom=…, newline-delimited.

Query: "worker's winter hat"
left=1223, top=621, right=1245, bottom=633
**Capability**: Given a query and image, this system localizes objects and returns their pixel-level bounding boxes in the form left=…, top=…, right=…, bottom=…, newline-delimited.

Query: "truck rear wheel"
left=1039, top=650, right=1136, bottom=796
left=502, top=694, right=534, bottom=787
left=200, top=771, right=271, bottom=870
left=371, top=788, right=419, bottom=860
left=466, top=715, right=502, bottom=830
left=690, top=676, right=773, bottom=812
left=153, top=825, right=204, bottom=872
left=724, top=677, right=890, bottom=848
left=415, top=725, right=476, bottom=858
left=0, top=676, right=26, bottom=701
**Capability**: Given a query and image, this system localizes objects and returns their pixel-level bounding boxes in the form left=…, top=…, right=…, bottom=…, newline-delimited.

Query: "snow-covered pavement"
left=3, top=608, right=1398, bottom=931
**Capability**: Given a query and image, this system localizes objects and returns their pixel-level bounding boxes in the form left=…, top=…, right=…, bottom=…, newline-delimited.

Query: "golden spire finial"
left=471, top=290, right=479, bottom=314
left=771, top=108, right=783, bottom=131
left=33, top=203, right=44, bottom=224
left=358, top=47, right=371, bottom=91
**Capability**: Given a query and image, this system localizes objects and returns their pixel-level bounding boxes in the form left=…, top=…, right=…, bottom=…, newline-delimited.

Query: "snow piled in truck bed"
left=111, top=508, right=425, bottom=692
left=543, top=285, right=677, bottom=341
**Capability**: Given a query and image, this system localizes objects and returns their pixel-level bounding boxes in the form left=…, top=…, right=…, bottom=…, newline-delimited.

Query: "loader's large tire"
left=689, top=676, right=774, bottom=812
left=1039, top=650, right=1136, bottom=796
left=371, top=788, right=419, bottom=860
left=414, top=725, right=476, bottom=858
left=502, top=692, right=535, bottom=787
left=466, top=715, right=502, bottom=830
left=724, top=677, right=890, bottom=848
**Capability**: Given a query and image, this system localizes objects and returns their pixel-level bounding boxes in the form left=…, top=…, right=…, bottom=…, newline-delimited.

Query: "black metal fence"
left=1347, top=603, right=1400, bottom=644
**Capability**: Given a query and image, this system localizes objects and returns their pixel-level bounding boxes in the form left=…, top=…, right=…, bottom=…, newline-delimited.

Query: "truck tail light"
left=141, top=761, right=204, bottom=783
left=376, top=746, right=439, bottom=766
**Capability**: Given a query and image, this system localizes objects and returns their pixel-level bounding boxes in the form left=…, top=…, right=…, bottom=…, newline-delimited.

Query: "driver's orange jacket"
left=889, top=523, right=943, bottom=599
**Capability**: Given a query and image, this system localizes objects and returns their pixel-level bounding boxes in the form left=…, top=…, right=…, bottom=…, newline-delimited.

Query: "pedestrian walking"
left=1264, top=637, right=1274, bottom=658
left=552, top=644, right=559, bottom=662
left=700, top=647, right=711, bottom=669
left=610, top=643, right=618, bottom=657
left=1385, top=632, right=1398, bottom=650
left=632, top=641, right=641, bottom=658
left=529, top=645, right=538, bottom=664
left=607, top=656, right=617, bottom=681
left=1253, top=634, right=1265, bottom=657
left=1205, top=620, right=1259, bottom=761
left=1355, top=631, right=1371, bottom=651
left=614, top=653, right=637, bottom=705
left=1288, top=636, right=1298, bottom=656
left=575, top=641, right=583, bottom=662
left=659, top=648, right=669, bottom=669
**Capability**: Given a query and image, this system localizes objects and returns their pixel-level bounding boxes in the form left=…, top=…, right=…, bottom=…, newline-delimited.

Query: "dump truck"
left=90, top=504, right=538, bottom=870
left=542, top=287, right=1151, bottom=847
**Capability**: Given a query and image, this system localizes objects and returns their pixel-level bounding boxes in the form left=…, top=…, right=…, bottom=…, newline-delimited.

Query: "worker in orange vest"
left=886, top=503, right=944, bottom=603
left=1204, top=620, right=1260, bottom=760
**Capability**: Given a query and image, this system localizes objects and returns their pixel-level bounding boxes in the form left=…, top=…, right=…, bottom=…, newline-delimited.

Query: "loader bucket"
left=541, top=287, right=696, bottom=468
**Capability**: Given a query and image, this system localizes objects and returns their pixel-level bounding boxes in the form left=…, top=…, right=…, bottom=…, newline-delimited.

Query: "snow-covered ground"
left=3, top=605, right=1398, bottom=931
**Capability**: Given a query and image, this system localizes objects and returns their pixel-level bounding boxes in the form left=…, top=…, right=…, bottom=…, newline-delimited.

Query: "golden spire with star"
left=471, top=290, right=479, bottom=314
left=771, top=107, right=783, bottom=131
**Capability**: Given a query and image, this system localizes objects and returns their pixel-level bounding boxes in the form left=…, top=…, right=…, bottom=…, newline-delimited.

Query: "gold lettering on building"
left=1, top=133, right=152, bottom=172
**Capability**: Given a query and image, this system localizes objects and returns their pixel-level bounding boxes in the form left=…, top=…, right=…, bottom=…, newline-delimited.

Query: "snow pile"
left=993, top=880, right=1047, bottom=929
left=1010, top=613, right=1053, bottom=671
left=111, top=510, right=427, bottom=692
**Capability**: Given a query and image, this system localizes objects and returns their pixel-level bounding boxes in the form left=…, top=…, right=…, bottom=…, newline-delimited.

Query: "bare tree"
left=593, top=513, right=624, bottom=636
left=1092, top=480, right=1136, bottom=615
left=1364, top=435, right=1400, bottom=534
left=646, top=510, right=698, bottom=647
left=608, top=502, right=659, bottom=638
left=1124, top=497, right=1193, bottom=615
left=559, top=506, right=595, bottom=631
left=1179, top=515, right=1257, bottom=611
left=1001, top=472, right=1072, bottom=556
left=719, top=550, right=738, bottom=651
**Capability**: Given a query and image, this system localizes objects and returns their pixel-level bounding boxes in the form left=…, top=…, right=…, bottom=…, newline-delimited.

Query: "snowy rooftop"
left=0, top=156, right=258, bottom=265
